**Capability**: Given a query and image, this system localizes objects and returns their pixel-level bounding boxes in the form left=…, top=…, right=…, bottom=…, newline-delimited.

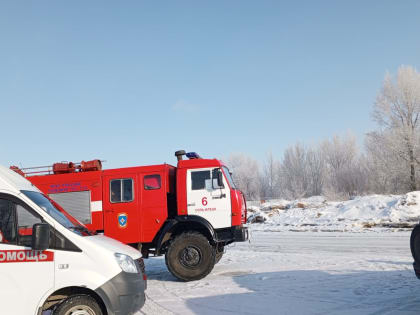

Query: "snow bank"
left=247, top=192, right=420, bottom=232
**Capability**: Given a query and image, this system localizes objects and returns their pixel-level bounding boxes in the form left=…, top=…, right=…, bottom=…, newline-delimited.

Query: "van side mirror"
left=32, top=223, right=50, bottom=251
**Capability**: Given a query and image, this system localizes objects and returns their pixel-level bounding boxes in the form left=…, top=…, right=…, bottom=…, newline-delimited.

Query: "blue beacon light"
left=186, top=152, right=201, bottom=159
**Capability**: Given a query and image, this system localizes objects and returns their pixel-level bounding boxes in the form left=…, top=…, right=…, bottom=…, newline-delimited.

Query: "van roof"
left=0, top=165, right=39, bottom=193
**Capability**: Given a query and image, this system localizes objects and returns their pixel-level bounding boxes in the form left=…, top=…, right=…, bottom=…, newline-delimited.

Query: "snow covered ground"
left=138, top=230, right=420, bottom=315
left=247, top=192, right=420, bottom=232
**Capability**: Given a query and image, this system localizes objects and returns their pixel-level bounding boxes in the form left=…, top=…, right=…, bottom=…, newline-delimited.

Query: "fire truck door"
left=103, top=175, right=140, bottom=244
left=0, top=196, right=54, bottom=315
left=187, top=168, right=231, bottom=229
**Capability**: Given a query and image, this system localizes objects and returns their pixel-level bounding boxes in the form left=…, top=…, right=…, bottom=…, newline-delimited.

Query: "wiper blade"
left=69, top=225, right=93, bottom=235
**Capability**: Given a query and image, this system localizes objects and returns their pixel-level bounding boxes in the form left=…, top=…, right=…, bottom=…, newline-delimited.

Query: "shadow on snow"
left=183, top=268, right=420, bottom=315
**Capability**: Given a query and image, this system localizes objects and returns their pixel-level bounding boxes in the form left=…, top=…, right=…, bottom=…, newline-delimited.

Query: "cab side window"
left=0, top=199, right=17, bottom=244
left=191, top=171, right=211, bottom=190
left=110, top=178, right=134, bottom=203
left=144, top=175, right=161, bottom=190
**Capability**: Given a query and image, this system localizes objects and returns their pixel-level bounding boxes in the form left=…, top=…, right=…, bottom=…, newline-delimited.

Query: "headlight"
left=114, top=253, right=138, bottom=273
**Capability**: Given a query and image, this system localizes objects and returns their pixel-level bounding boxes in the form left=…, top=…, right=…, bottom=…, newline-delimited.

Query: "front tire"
left=215, top=244, right=224, bottom=264
left=165, top=232, right=216, bottom=281
left=54, top=295, right=102, bottom=315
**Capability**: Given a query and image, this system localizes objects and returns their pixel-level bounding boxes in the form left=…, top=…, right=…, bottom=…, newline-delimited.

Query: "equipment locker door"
left=103, top=174, right=140, bottom=244
left=0, top=195, right=54, bottom=315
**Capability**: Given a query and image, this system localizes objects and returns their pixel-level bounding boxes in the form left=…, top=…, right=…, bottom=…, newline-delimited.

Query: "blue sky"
left=1, top=1, right=419, bottom=169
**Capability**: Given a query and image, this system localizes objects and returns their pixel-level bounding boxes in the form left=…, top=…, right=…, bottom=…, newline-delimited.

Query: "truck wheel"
left=54, top=295, right=102, bottom=315
left=165, top=232, right=216, bottom=281
left=411, top=225, right=420, bottom=262
left=215, top=244, right=224, bottom=264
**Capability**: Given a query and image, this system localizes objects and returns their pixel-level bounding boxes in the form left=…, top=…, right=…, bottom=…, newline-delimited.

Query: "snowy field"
left=247, top=192, right=420, bottom=232
left=138, top=229, right=420, bottom=315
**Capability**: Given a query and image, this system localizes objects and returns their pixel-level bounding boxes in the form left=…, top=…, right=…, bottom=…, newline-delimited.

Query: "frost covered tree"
left=321, top=134, right=366, bottom=199
left=281, top=143, right=308, bottom=199
left=279, top=143, right=318, bottom=198
left=278, top=143, right=325, bottom=199
left=305, top=146, right=325, bottom=197
left=260, top=151, right=282, bottom=199
left=365, top=134, right=409, bottom=193
left=225, top=153, right=260, bottom=200
left=367, top=66, right=420, bottom=191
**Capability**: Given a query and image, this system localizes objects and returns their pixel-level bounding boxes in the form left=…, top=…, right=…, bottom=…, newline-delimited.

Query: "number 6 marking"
left=202, top=197, right=208, bottom=206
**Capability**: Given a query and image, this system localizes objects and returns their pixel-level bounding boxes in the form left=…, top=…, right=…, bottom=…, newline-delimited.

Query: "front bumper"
left=215, top=225, right=249, bottom=243
left=95, top=270, right=146, bottom=315
left=233, top=225, right=249, bottom=242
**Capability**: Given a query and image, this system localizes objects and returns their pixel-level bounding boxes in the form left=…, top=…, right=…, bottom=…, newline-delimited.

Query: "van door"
left=0, top=195, right=54, bottom=315
left=103, top=174, right=140, bottom=244
left=187, top=168, right=231, bottom=229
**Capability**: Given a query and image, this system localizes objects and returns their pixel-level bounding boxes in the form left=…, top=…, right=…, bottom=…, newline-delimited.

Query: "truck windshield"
left=222, top=166, right=237, bottom=189
left=21, top=190, right=92, bottom=236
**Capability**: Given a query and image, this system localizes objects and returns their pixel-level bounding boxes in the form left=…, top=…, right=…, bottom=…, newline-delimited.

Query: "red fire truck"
left=11, top=150, right=248, bottom=281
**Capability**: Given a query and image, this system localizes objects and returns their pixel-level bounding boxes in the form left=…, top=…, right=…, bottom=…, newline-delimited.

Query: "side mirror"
left=212, top=169, right=224, bottom=189
left=32, top=223, right=50, bottom=251
left=217, top=171, right=224, bottom=187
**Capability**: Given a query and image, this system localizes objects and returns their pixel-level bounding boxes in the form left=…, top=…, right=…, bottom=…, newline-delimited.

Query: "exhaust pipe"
left=175, top=150, right=186, bottom=161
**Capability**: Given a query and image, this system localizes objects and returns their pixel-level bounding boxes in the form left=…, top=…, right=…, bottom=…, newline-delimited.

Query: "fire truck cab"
left=0, top=165, right=146, bottom=315
left=19, top=150, right=248, bottom=281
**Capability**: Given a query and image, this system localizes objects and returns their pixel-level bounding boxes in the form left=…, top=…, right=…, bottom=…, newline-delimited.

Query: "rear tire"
left=53, top=295, right=102, bottom=315
left=165, top=232, right=216, bottom=281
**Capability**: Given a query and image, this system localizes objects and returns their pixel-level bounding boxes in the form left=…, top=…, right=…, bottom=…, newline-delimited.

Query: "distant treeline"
left=227, top=65, right=420, bottom=200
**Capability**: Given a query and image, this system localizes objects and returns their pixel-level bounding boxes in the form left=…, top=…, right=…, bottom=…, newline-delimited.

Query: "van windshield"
left=21, top=190, right=92, bottom=236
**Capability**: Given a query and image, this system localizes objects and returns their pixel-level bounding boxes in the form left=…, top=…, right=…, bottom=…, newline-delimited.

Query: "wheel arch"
left=155, top=216, right=216, bottom=255
left=39, top=286, right=107, bottom=315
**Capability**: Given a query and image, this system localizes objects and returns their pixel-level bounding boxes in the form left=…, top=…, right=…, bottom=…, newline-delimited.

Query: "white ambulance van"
left=0, top=165, right=146, bottom=315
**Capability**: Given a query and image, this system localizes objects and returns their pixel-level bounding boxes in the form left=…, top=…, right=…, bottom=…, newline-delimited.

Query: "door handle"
left=212, top=194, right=226, bottom=199
left=105, top=209, right=114, bottom=213
left=187, top=203, right=195, bottom=206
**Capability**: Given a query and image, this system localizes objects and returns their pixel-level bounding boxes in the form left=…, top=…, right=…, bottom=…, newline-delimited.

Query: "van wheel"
left=215, top=244, right=224, bottom=264
left=54, top=295, right=102, bottom=315
left=165, top=232, right=216, bottom=281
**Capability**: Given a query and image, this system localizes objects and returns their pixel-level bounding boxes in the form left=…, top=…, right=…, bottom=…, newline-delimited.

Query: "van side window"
left=191, top=171, right=211, bottom=190
left=16, top=205, right=42, bottom=247
left=0, top=199, right=17, bottom=244
left=0, top=199, right=42, bottom=246
left=144, top=175, right=161, bottom=190
left=110, top=179, right=134, bottom=203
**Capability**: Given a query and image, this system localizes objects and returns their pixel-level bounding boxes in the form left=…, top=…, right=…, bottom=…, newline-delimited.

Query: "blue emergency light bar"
left=186, top=152, right=201, bottom=159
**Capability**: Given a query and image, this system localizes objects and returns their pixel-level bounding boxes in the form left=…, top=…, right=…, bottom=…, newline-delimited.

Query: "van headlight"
left=114, top=253, right=138, bottom=273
